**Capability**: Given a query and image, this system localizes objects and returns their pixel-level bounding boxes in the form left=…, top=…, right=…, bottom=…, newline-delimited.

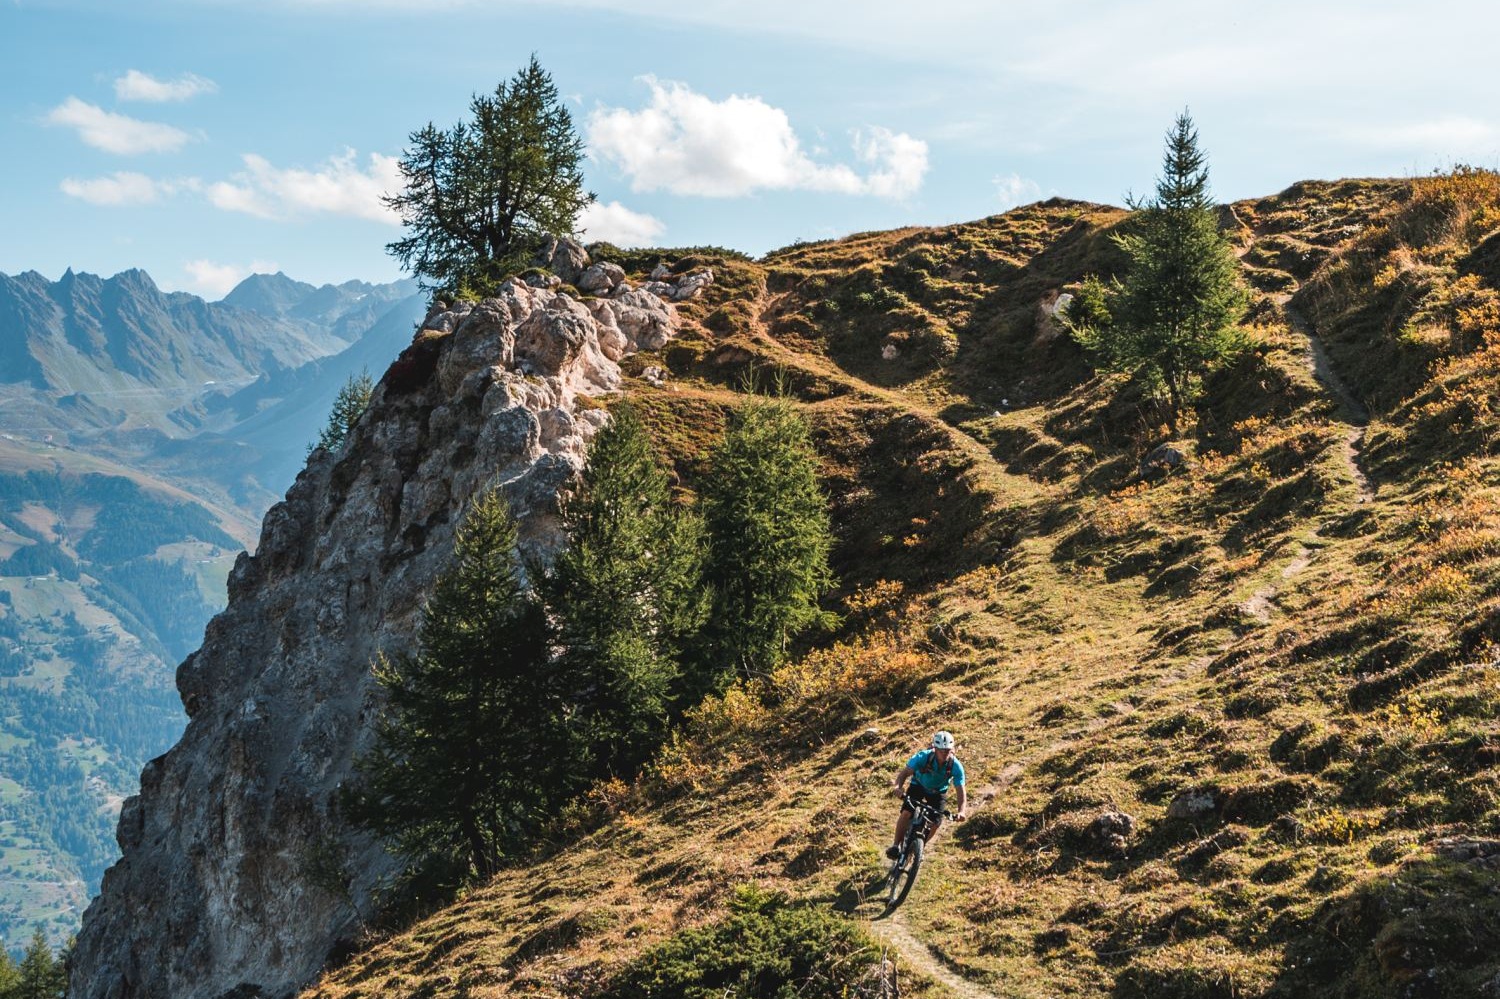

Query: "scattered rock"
left=641, top=366, right=668, bottom=388
left=881, top=343, right=899, bottom=360
left=1431, top=836, right=1500, bottom=868
left=1166, top=786, right=1223, bottom=821
left=1090, top=810, right=1136, bottom=855
left=1140, top=443, right=1188, bottom=478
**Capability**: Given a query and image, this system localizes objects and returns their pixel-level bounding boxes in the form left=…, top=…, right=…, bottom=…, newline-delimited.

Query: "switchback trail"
left=738, top=283, right=1057, bottom=514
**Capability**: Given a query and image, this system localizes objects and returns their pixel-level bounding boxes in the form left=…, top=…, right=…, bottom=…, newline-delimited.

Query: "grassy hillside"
left=306, top=177, right=1500, bottom=999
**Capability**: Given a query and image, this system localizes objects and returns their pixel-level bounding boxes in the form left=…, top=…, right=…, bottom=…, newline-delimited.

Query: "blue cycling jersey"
left=906, top=749, right=965, bottom=794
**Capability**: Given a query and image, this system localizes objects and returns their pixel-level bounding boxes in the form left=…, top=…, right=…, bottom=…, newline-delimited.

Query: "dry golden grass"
left=306, top=186, right=1500, bottom=999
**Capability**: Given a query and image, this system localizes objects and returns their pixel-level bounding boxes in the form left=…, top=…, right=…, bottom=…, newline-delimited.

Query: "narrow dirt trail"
left=1279, top=297, right=1376, bottom=505
left=1231, top=219, right=1375, bottom=506
left=739, top=284, right=1055, bottom=512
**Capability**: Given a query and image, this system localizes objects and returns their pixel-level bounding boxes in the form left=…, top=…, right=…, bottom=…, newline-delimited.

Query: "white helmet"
left=932, top=730, right=956, bottom=750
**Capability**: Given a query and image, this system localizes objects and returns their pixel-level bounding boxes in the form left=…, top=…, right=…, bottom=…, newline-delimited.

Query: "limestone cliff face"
left=68, top=267, right=700, bottom=999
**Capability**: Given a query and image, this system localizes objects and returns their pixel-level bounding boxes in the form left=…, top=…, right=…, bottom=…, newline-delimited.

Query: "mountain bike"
left=885, top=794, right=953, bottom=908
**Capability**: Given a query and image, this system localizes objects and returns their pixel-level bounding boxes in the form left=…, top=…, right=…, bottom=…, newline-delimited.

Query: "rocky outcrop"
left=68, top=276, right=683, bottom=999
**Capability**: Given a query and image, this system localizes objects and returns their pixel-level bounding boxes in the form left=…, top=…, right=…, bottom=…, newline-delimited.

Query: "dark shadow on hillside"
left=814, top=404, right=1021, bottom=592
left=1261, top=856, right=1500, bottom=999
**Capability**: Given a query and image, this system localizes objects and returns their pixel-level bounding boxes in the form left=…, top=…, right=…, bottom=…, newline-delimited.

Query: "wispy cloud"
left=577, top=200, right=665, bottom=246
left=59, top=171, right=179, bottom=206
left=182, top=258, right=280, bottom=299
left=206, top=149, right=402, bottom=223
left=1335, top=116, right=1500, bottom=154
left=994, top=173, right=1043, bottom=211
left=588, top=78, right=928, bottom=199
left=46, top=97, right=192, bottom=154
left=114, top=70, right=218, bottom=103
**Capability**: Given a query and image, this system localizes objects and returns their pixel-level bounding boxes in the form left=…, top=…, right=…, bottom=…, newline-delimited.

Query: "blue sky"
left=3, top=0, right=1498, bottom=298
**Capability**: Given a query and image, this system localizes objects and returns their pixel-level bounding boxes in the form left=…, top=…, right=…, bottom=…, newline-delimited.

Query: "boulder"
left=514, top=298, right=592, bottom=376
left=1091, top=810, right=1136, bottom=855
left=577, top=261, right=626, bottom=295
left=535, top=235, right=590, bottom=286
left=671, top=269, right=714, bottom=301
left=1140, top=443, right=1187, bottom=478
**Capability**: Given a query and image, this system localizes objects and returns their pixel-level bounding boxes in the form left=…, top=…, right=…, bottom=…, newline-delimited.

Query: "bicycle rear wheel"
left=885, top=836, right=923, bottom=907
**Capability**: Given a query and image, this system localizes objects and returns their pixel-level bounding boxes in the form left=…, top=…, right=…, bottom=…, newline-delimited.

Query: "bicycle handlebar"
left=900, top=792, right=956, bottom=820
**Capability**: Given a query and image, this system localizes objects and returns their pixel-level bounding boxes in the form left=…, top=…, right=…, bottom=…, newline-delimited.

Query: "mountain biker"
left=887, top=730, right=967, bottom=859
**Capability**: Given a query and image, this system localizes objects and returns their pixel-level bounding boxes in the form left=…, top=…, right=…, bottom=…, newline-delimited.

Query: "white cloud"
left=60, top=172, right=172, bottom=206
left=577, top=200, right=666, bottom=246
left=994, top=173, right=1043, bottom=211
left=1336, top=116, right=1500, bottom=154
left=588, top=78, right=927, bottom=200
left=114, top=70, right=218, bottom=103
left=46, top=97, right=192, bottom=155
left=182, top=259, right=279, bottom=299
left=206, top=149, right=402, bottom=223
left=854, top=127, right=929, bottom=199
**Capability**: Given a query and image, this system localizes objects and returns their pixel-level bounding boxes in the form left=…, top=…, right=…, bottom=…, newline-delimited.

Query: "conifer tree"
left=349, top=489, right=556, bottom=881
left=701, top=394, right=835, bottom=680
left=1069, top=110, right=1248, bottom=422
left=544, top=406, right=707, bottom=777
left=0, top=946, right=21, bottom=998
left=14, top=929, right=63, bottom=999
left=385, top=56, right=594, bottom=295
left=312, top=369, right=373, bottom=455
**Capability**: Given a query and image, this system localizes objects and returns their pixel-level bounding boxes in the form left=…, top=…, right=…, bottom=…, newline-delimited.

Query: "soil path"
left=739, top=284, right=1054, bottom=512
left=1279, top=298, right=1376, bottom=504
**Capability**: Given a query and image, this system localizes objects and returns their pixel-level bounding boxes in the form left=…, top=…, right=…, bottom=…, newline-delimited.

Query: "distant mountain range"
left=0, top=265, right=425, bottom=951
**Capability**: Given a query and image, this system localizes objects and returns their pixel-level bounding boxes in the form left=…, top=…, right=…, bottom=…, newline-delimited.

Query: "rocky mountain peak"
left=68, top=260, right=709, bottom=999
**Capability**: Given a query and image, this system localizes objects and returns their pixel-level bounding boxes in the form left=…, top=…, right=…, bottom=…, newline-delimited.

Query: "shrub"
left=597, top=885, right=887, bottom=999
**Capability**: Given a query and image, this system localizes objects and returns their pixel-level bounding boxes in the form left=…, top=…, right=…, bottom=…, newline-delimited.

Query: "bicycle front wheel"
left=886, top=836, right=923, bottom=907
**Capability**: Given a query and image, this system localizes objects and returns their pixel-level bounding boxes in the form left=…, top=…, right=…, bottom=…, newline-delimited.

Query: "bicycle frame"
left=885, top=794, right=954, bottom=908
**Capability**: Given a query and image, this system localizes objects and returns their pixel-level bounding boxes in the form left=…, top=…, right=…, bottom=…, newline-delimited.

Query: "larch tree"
left=384, top=56, right=594, bottom=296
left=311, top=369, right=373, bottom=455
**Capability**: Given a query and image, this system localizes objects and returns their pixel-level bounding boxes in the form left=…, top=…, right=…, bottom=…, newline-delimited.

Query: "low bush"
left=596, top=884, right=887, bottom=999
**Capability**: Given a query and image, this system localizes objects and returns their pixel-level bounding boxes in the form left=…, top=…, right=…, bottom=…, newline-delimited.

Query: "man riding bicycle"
left=888, top=730, right=967, bottom=859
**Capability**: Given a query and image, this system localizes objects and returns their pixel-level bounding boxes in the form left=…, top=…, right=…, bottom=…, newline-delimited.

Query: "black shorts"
left=902, top=785, right=947, bottom=815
